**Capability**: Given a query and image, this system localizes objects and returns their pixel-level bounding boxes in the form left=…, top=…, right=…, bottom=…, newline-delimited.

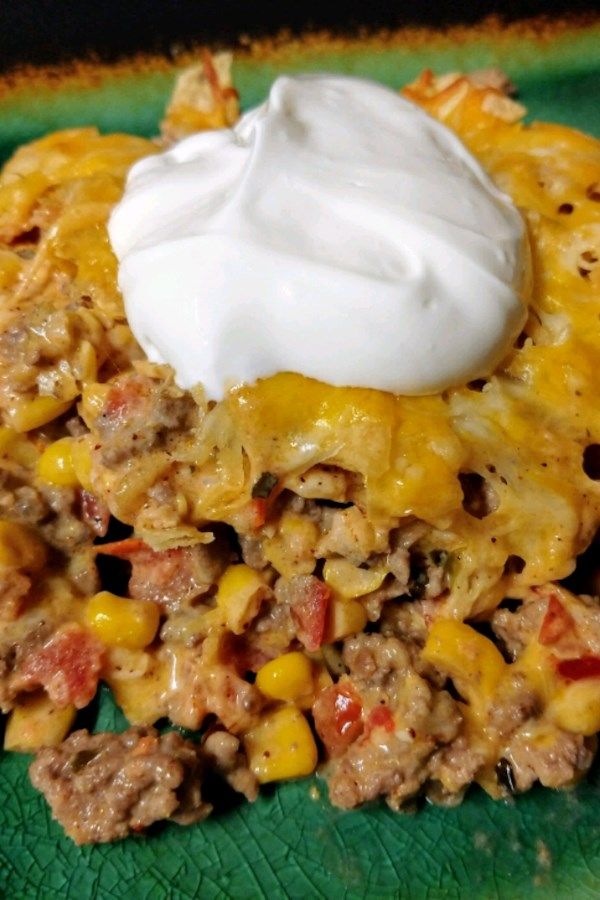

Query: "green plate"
left=2, top=21, right=600, bottom=900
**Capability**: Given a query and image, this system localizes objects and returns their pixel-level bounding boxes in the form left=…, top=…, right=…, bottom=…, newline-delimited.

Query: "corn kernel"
left=244, top=705, right=318, bottom=783
left=0, top=519, right=47, bottom=571
left=422, top=619, right=506, bottom=712
left=70, top=437, right=94, bottom=491
left=324, top=598, right=368, bottom=643
left=37, top=437, right=79, bottom=487
left=216, top=564, right=267, bottom=634
left=549, top=681, right=600, bottom=736
left=256, top=652, right=314, bottom=702
left=4, top=694, right=75, bottom=751
left=7, top=395, right=73, bottom=433
left=323, top=558, right=386, bottom=598
left=85, top=591, right=160, bottom=649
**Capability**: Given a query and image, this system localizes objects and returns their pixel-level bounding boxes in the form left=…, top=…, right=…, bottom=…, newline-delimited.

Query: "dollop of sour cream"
left=109, top=74, right=527, bottom=400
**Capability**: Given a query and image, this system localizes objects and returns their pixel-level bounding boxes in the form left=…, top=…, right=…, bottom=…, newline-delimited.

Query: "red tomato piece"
left=365, top=705, right=395, bottom=735
left=539, top=594, right=576, bottom=646
left=201, top=48, right=239, bottom=105
left=18, top=625, right=104, bottom=708
left=98, top=539, right=211, bottom=609
left=313, top=681, right=364, bottom=757
left=250, top=498, right=268, bottom=529
left=104, top=378, right=147, bottom=423
left=556, top=656, right=600, bottom=681
left=96, top=537, right=150, bottom=561
left=291, top=579, right=330, bottom=652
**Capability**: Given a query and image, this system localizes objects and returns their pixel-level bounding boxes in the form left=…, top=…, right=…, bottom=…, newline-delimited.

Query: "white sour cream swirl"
left=109, top=74, right=527, bottom=400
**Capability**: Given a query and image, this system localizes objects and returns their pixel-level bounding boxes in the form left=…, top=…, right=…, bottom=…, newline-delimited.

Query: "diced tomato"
left=365, top=705, right=395, bottom=736
left=202, top=49, right=223, bottom=99
left=80, top=490, right=110, bottom=537
left=18, top=625, right=104, bottom=708
left=96, top=537, right=150, bottom=560
left=250, top=498, right=268, bottom=529
left=98, top=538, right=184, bottom=576
left=98, top=538, right=208, bottom=608
left=539, top=594, right=576, bottom=646
left=104, top=379, right=145, bottom=420
left=201, top=49, right=239, bottom=106
left=313, top=681, right=364, bottom=757
left=291, top=579, right=330, bottom=652
left=555, top=656, right=600, bottom=681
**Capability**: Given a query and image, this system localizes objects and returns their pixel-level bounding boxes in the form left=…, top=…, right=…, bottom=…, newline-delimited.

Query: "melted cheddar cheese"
left=2, top=72, right=598, bottom=624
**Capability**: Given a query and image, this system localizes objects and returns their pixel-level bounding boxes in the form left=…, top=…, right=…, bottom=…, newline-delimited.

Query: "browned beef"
left=203, top=729, right=258, bottom=800
left=95, top=373, right=197, bottom=466
left=0, top=569, right=31, bottom=621
left=0, top=615, right=53, bottom=712
left=504, top=726, right=596, bottom=792
left=29, top=727, right=211, bottom=844
left=128, top=541, right=229, bottom=612
left=316, top=634, right=461, bottom=810
left=99, top=536, right=230, bottom=613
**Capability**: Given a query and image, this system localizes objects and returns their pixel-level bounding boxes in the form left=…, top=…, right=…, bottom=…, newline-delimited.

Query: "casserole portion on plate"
left=0, top=55, right=599, bottom=843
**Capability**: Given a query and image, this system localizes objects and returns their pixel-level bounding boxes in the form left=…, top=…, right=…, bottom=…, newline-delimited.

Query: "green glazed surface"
left=1, top=25, right=600, bottom=900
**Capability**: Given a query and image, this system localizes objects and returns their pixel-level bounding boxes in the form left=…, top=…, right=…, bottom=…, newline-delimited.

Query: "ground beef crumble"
left=95, top=373, right=198, bottom=466
left=503, top=725, right=595, bottom=792
left=314, top=634, right=462, bottom=810
left=29, top=727, right=211, bottom=844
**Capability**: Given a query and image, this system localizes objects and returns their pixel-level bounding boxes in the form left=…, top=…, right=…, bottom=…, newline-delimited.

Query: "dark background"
left=0, top=0, right=598, bottom=71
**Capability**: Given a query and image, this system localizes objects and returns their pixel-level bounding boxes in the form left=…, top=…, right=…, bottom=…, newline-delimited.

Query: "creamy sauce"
left=109, top=74, right=527, bottom=400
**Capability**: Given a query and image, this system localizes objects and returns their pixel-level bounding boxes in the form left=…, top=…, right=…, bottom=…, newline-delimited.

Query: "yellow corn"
left=37, top=437, right=79, bottom=487
left=422, top=619, right=506, bottom=712
left=216, top=564, right=267, bottom=635
left=549, top=681, right=600, bottom=736
left=323, top=558, right=386, bottom=598
left=7, top=395, right=73, bottom=433
left=0, top=519, right=47, bottom=571
left=324, top=597, right=368, bottom=643
left=4, top=694, right=76, bottom=752
left=256, top=652, right=314, bottom=702
left=69, top=437, right=94, bottom=491
left=244, top=705, right=318, bottom=783
left=85, top=591, right=160, bottom=649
